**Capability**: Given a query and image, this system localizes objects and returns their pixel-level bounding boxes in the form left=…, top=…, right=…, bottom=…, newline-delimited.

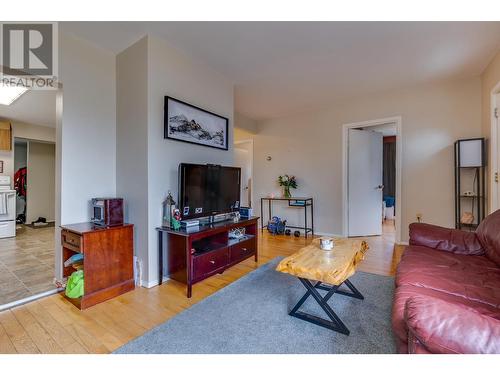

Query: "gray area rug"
left=115, top=257, right=396, bottom=354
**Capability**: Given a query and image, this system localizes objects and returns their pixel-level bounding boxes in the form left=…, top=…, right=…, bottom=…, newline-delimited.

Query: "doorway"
left=234, top=139, right=253, bottom=208
left=14, top=138, right=56, bottom=227
left=342, top=117, right=402, bottom=243
left=0, top=89, right=57, bottom=309
left=0, top=138, right=56, bottom=308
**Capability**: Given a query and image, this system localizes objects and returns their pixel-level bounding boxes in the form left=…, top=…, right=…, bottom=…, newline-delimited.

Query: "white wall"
left=146, top=36, right=234, bottom=285
left=116, top=35, right=234, bottom=286
left=116, top=37, right=149, bottom=285
left=26, top=142, right=56, bottom=223
left=234, top=140, right=253, bottom=207
left=235, top=112, right=258, bottom=134
left=56, top=31, right=117, bottom=278
left=252, top=78, right=482, bottom=241
left=58, top=31, right=117, bottom=226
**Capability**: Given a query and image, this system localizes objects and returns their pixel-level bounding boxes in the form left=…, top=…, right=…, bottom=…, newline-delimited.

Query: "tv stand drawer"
left=192, top=248, right=229, bottom=280
left=61, top=230, right=82, bottom=253
left=230, top=238, right=256, bottom=263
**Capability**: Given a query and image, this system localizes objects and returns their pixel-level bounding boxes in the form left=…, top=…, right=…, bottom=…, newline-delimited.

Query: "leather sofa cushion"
left=405, top=295, right=500, bottom=354
left=477, top=209, right=500, bottom=267
left=396, top=246, right=500, bottom=308
left=392, top=284, right=500, bottom=350
left=409, top=222, right=484, bottom=255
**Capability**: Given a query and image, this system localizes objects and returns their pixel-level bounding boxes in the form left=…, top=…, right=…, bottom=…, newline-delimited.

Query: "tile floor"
left=0, top=225, right=55, bottom=306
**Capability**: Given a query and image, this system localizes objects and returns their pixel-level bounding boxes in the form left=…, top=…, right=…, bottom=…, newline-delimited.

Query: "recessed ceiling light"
left=0, top=86, right=28, bottom=105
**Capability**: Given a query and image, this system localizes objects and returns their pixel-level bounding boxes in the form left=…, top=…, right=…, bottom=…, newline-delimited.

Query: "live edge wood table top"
left=276, top=237, right=369, bottom=335
left=276, top=237, right=369, bottom=285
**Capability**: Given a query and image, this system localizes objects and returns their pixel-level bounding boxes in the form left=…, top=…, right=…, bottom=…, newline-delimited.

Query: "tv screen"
left=179, top=163, right=241, bottom=220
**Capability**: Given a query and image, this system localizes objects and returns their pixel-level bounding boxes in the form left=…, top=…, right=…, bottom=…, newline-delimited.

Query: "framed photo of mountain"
left=164, top=96, right=229, bottom=150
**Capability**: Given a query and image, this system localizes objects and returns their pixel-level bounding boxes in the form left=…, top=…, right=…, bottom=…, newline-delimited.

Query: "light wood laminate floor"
left=0, top=226, right=403, bottom=354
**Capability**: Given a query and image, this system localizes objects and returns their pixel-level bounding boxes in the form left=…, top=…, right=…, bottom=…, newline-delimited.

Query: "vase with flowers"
left=278, top=175, right=297, bottom=198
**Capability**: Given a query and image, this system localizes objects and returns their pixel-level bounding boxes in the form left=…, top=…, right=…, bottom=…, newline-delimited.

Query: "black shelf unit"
left=454, top=138, right=485, bottom=231
left=260, top=197, right=314, bottom=238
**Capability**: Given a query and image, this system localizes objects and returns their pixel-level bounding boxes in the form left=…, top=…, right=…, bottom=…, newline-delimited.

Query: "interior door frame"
left=234, top=139, right=254, bottom=208
left=342, top=116, right=403, bottom=243
left=23, top=138, right=56, bottom=224
left=489, top=80, right=500, bottom=213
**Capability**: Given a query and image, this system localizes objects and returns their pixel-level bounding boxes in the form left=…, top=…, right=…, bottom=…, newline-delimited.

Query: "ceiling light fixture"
left=0, top=86, right=28, bottom=105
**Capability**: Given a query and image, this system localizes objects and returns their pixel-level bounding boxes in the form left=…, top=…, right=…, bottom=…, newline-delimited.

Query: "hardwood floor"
left=0, top=227, right=404, bottom=354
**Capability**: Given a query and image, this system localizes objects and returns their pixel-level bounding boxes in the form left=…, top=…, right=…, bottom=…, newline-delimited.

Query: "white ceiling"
left=0, top=90, right=56, bottom=127
left=64, top=22, right=500, bottom=120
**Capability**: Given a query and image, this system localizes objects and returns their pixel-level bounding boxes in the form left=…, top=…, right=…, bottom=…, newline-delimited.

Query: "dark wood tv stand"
left=157, top=217, right=259, bottom=298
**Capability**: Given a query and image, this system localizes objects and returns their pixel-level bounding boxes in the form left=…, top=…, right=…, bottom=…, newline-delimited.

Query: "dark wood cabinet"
left=61, top=223, right=135, bottom=309
left=157, top=217, right=259, bottom=297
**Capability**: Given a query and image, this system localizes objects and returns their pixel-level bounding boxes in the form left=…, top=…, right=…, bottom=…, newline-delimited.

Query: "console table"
left=157, top=217, right=259, bottom=298
left=260, top=197, right=314, bottom=238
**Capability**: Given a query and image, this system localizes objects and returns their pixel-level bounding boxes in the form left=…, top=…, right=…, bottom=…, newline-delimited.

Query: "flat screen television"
left=179, top=163, right=241, bottom=220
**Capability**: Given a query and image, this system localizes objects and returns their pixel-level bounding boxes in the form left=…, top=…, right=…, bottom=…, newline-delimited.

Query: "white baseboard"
left=314, top=232, right=344, bottom=237
left=142, top=276, right=170, bottom=289
left=397, top=241, right=409, bottom=246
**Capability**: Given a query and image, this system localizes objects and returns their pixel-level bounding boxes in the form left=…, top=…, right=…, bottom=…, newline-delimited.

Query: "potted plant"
left=278, top=175, right=297, bottom=198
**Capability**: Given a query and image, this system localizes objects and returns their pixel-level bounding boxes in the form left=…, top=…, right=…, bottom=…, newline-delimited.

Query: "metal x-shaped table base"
left=289, top=278, right=364, bottom=335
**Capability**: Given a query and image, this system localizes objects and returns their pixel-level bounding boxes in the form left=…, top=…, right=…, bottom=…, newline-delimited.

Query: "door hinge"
left=496, top=172, right=499, bottom=183
left=495, top=107, right=499, bottom=119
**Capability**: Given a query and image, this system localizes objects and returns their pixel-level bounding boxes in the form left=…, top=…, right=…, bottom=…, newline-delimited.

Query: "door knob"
left=376, top=185, right=384, bottom=190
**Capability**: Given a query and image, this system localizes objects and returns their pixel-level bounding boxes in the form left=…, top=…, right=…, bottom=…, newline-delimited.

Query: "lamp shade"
left=458, top=139, right=484, bottom=167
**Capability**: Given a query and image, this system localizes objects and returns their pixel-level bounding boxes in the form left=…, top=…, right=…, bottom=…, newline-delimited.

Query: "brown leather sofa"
left=392, top=209, right=500, bottom=354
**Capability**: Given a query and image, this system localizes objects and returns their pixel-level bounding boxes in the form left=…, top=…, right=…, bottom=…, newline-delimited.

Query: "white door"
left=496, top=93, right=500, bottom=212
left=348, top=129, right=384, bottom=236
left=234, top=141, right=253, bottom=208
left=496, top=93, right=500, bottom=210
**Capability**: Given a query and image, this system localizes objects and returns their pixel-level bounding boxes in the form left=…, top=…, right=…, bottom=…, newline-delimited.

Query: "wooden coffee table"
left=276, top=237, right=368, bottom=335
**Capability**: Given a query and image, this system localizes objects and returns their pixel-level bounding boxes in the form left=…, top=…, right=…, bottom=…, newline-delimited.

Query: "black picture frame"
left=164, top=96, right=229, bottom=150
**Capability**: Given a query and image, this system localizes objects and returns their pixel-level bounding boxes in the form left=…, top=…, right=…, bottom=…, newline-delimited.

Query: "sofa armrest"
left=409, top=223, right=484, bottom=255
left=405, top=295, right=500, bottom=354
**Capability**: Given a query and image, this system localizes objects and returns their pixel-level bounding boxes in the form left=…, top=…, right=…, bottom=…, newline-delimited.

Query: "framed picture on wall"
left=164, top=96, right=229, bottom=150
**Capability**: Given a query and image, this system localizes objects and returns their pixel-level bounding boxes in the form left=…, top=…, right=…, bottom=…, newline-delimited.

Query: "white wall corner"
left=142, top=276, right=170, bottom=289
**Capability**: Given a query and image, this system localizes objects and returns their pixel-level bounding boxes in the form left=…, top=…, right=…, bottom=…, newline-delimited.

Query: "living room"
left=1, top=1, right=500, bottom=373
